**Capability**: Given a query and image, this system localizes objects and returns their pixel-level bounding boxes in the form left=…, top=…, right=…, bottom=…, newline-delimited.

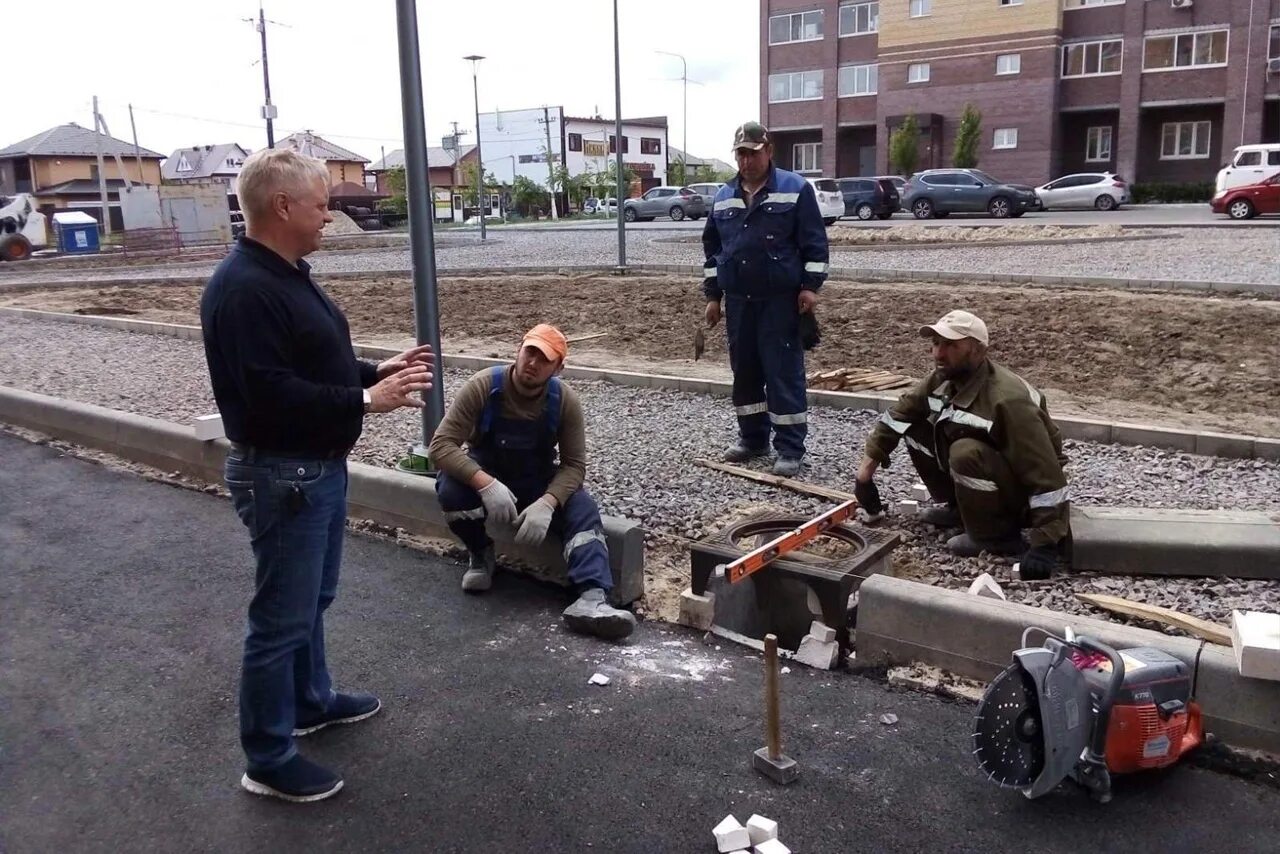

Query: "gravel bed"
left=2, top=228, right=1276, bottom=287
left=2, top=313, right=1277, bottom=630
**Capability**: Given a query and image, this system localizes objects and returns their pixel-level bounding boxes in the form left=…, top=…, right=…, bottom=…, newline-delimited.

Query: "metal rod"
left=465, top=56, right=487, bottom=241
left=612, top=0, right=626, bottom=268
left=128, top=104, right=144, bottom=182
left=395, top=0, right=446, bottom=445
left=542, top=106, right=559, bottom=220
left=92, top=96, right=111, bottom=236
left=763, top=633, right=782, bottom=761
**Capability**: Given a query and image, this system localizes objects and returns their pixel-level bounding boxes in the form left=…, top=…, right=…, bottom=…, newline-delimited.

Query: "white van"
left=1216, top=144, right=1280, bottom=192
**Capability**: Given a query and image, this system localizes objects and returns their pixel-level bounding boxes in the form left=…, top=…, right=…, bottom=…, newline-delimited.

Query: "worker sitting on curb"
left=852, top=310, right=1070, bottom=579
left=428, top=324, right=636, bottom=640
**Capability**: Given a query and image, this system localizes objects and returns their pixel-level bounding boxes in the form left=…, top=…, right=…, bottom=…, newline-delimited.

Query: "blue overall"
left=434, top=367, right=613, bottom=591
left=702, top=165, right=829, bottom=459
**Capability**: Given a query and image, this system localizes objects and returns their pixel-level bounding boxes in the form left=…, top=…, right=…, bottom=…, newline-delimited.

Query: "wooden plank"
left=1075, top=593, right=1233, bottom=646
left=694, top=459, right=856, bottom=503
left=864, top=376, right=914, bottom=391
left=566, top=332, right=609, bottom=344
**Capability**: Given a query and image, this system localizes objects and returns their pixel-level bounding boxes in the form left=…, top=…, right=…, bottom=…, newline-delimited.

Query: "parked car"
left=583, top=197, right=600, bottom=214
left=805, top=178, right=844, bottom=225
left=687, top=182, right=725, bottom=209
left=1035, top=173, right=1129, bottom=211
left=622, top=186, right=707, bottom=222
left=835, top=177, right=900, bottom=220
left=1215, top=144, right=1280, bottom=193
left=229, top=210, right=246, bottom=238
left=902, top=169, right=1039, bottom=219
left=878, top=175, right=907, bottom=194
left=1210, top=173, right=1280, bottom=220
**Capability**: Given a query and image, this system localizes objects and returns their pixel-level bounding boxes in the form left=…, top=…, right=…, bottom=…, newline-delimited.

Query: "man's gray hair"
left=237, top=148, right=330, bottom=224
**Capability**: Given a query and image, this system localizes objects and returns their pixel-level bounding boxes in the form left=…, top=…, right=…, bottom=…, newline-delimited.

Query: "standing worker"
left=202, top=148, right=435, bottom=802
left=702, top=122, right=829, bottom=477
left=853, top=311, right=1069, bottom=578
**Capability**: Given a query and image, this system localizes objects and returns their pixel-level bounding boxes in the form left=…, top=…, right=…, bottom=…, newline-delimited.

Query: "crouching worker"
left=853, top=310, right=1070, bottom=579
left=427, top=324, right=636, bottom=640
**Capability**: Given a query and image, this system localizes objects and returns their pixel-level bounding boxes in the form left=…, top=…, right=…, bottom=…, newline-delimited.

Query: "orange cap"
left=521, top=323, right=568, bottom=362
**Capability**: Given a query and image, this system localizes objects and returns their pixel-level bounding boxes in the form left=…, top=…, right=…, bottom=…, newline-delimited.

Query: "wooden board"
left=1075, top=593, right=1233, bottom=646
left=694, top=459, right=855, bottom=503
left=806, top=366, right=914, bottom=392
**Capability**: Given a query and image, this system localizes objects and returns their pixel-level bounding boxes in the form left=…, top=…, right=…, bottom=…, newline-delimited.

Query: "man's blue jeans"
left=224, top=449, right=348, bottom=771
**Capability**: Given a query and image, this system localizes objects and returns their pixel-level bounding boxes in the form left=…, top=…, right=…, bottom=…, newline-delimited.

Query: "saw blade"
left=972, top=662, right=1047, bottom=789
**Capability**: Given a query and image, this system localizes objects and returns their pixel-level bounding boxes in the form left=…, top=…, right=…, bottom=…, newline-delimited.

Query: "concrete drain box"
left=688, top=512, right=901, bottom=653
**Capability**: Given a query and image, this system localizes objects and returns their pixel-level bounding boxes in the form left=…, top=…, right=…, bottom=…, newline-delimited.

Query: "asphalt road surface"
left=2, top=430, right=1277, bottom=853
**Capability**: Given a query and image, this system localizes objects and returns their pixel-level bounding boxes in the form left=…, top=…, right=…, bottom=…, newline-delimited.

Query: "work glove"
left=799, top=311, right=821, bottom=351
left=514, top=495, right=556, bottom=546
left=854, top=478, right=885, bottom=523
left=1017, top=544, right=1059, bottom=581
left=478, top=479, right=519, bottom=526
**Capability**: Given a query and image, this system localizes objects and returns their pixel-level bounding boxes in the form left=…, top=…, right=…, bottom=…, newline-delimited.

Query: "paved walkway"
left=2, top=430, right=1277, bottom=853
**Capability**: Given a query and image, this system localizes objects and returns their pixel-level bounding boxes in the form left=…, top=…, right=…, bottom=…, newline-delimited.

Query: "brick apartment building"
left=760, top=0, right=1280, bottom=186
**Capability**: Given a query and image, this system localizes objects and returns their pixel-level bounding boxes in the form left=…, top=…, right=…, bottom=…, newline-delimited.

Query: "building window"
left=640, top=137, right=661, bottom=155
left=838, top=63, right=878, bottom=96
left=910, top=0, right=931, bottom=17
left=907, top=63, right=930, bottom=83
left=1144, top=30, right=1229, bottom=71
left=609, top=135, right=630, bottom=154
left=1271, top=24, right=1280, bottom=59
left=1160, top=121, right=1211, bottom=160
left=1064, top=0, right=1122, bottom=8
left=793, top=143, right=822, bottom=173
left=1000, top=0, right=1023, bottom=6
left=768, top=70, right=824, bottom=102
left=1061, top=39, right=1123, bottom=77
left=838, top=1, right=878, bottom=36
left=993, top=128, right=1018, bottom=149
left=768, top=10, right=823, bottom=45
left=996, top=53, right=1021, bottom=75
left=1085, top=126, right=1112, bottom=162
left=568, top=133, right=583, bottom=152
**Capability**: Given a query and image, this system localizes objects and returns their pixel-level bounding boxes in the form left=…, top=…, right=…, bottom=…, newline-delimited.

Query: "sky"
left=5, top=0, right=759, bottom=165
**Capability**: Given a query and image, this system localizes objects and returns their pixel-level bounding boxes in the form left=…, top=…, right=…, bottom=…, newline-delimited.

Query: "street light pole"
left=655, top=50, right=687, bottom=184
left=613, top=0, right=626, bottom=269
left=463, top=54, right=487, bottom=241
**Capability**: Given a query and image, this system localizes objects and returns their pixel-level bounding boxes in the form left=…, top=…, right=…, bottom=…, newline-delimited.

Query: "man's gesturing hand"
left=376, top=343, right=435, bottom=380
left=367, top=364, right=433, bottom=412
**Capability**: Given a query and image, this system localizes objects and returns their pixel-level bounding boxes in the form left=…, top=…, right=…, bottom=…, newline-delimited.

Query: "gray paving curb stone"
left=0, top=386, right=644, bottom=606
left=855, top=574, right=1280, bottom=754
left=2, top=306, right=1276, bottom=461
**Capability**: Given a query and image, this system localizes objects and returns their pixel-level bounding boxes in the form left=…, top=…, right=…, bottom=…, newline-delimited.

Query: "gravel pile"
left=1, top=313, right=1277, bottom=630
left=2, top=228, right=1276, bottom=287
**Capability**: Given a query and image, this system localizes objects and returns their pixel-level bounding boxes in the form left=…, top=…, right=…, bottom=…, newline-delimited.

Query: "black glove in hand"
left=853, top=479, right=884, bottom=517
left=799, top=311, right=821, bottom=351
left=1018, top=544, right=1059, bottom=580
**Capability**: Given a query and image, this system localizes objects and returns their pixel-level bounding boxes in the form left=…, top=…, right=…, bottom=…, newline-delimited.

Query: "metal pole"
left=259, top=4, right=275, bottom=148
left=128, top=104, right=144, bottom=183
left=464, top=55, right=487, bottom=241
left=92, top=96, right=111, bottom=237
left=543, top=106, right=559, bottom=220
left=763, top=634, right=782, bottom=760
left=613, top=0, right=626, bottom=268
left=394, top=0, right=446, bottom=455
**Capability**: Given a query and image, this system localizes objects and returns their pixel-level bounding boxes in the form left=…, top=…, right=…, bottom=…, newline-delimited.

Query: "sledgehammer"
left=753, top=634, right=799, bottom=784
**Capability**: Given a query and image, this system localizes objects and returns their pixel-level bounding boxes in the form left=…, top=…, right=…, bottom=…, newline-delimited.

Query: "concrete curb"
left=855, top=575, right=1280, bottom=754
left=0, top=386, right=645, bottom=606
left=655, top=232, right=1178, bottom=253
left=2, top=305, right=1276, bottom=462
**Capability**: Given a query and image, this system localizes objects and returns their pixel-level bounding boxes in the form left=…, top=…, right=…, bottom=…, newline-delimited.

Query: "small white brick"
left=713, top=815, right=751, bottom=853
left=1233, top=610, right=1280, bottom=681
left=897, top=499, right=919, bottom=517
left=754, top=839, right=790, bottom=854
left=679, top=588, right=715, bottom=631
left=967, top=572, right=1006, bottom=601
left=808, top=621, right=836, bottom=644
left=193, top=413, right=225, bottom=441
left=911, top=483, right=930, bottom=502
left=794, top=635, right=839, bottom=670
left=746, top=814, right=778, bottom=845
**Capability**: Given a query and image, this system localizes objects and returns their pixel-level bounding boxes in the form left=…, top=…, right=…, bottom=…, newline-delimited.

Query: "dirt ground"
left=4, top=271, right=1278, bottom=436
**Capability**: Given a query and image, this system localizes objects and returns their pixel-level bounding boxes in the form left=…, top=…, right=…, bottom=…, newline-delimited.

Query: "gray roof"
left=370, top=146, right=475, bottom=171
left=278, top=132, right=369, bottom=163
left=0, top=123, right=164, bottom=159
left=670, top=147, right=733, bottom=173
left=161, top=143, right=250, bottom=181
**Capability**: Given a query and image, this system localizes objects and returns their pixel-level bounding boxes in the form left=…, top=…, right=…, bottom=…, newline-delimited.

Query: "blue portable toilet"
left=52, top=211, right=101, bottom=255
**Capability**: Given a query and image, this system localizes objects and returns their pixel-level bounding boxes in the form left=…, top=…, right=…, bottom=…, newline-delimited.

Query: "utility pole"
left=256, top=4, right=277, bottom=148
left=92, top=96, right=111, bottom=236
left=655, top=51, right=687, bottom=185
left=128, top=104, right=144, bottom=184
left=463, top=55, right=487, bottom=240
left=541, top=106, right=559, bottom=220
left=612, top=0, right=625, bottom=268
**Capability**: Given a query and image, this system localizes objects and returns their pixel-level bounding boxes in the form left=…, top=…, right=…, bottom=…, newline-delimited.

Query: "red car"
left=1210, top=173, right=1280, bottom=219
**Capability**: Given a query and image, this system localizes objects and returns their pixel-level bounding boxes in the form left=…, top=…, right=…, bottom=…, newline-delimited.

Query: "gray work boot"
left=947, top=532, right=1025, bottom=558
left=724, top=443, right=769, bottom=464
left=461, top=545, right=496, bottom=593
left=562, top=588, right=636, bottom=640
left=772, top=457, right=803, bottom=478
left=918, top=504, right=962, bottom=528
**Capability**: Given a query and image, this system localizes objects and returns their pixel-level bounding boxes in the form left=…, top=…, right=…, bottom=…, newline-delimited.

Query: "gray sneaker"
left=723, top=443, right=769, bottom=463
left=918, top=504, right=961, bottom=528
left=562, top=588, right=636, bottom=640
left=772, top=456, right=803, bottom=477
left=461, top=545, right=496, bottom=593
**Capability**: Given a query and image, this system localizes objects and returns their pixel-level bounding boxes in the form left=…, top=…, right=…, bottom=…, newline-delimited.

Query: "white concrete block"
left=193, top=413, right=224, bottom=441
left=746, top=814, right=778, bottom=845
left=808, top=621, right=836, bottom=644
left=1232, top=610, right=1280, bottom=681
left=911, top=483, right=930, bottom=502
left=753, top=839, right=790, bottom=854
left=678, top=588, right=715, bottom=631
left=967, top=572, right=1006, bottom=601
left=897, top=499, right=919, bottom=517
left=713, top=815, right=751, bottom=853
left=794, top=635, right=839, bottom=670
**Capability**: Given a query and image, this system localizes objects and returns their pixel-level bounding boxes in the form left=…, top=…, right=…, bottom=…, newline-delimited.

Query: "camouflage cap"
left=732, top=121, right=770, bottom=152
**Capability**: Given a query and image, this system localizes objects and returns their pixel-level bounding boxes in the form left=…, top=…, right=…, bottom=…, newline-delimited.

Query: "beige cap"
left=919, top=310, right=989, bottom=345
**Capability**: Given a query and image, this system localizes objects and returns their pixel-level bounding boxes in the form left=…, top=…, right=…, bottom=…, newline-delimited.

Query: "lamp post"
left=613, top=0, right=626, bottom=269
left=463, top=54, right=487, bottom=241
left=655, top=50, right=687, bottom=185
